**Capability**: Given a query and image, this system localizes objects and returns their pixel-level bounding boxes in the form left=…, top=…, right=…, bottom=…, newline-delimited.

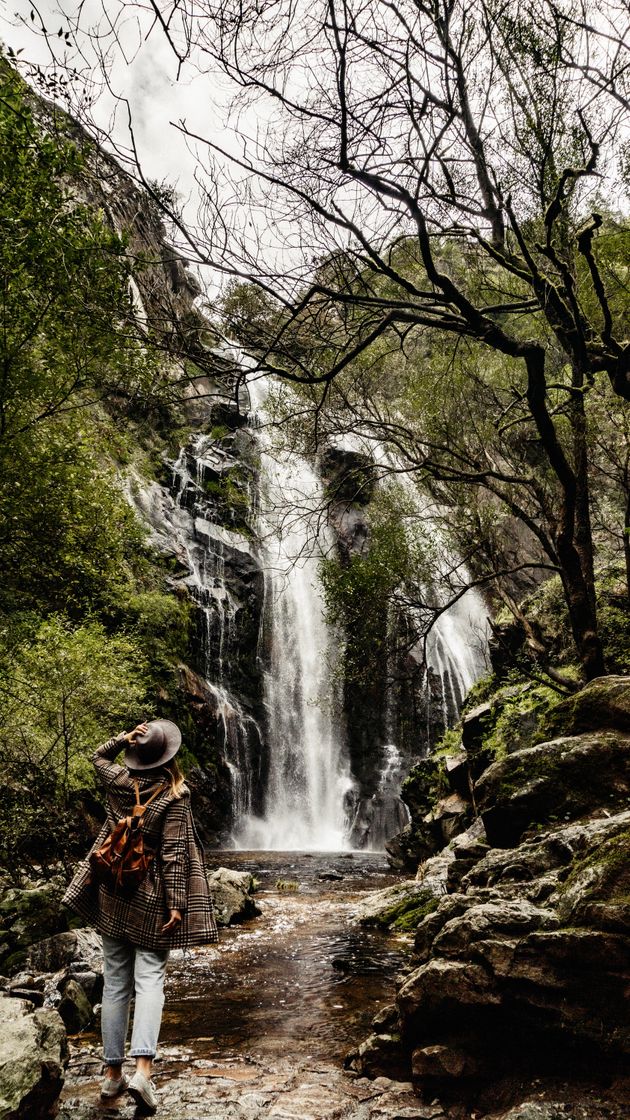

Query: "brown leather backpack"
left=89, top=780, right=168, bottom=895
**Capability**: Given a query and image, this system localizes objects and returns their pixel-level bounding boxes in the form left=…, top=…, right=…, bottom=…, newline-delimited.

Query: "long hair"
left=164, top=757, right=186, bottom=799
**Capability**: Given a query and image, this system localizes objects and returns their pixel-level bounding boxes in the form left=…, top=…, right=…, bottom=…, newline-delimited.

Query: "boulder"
left=553, top=818, right=630, bottom=933
left=476, top=732, right=630, bottom=847
left=0, top=995, right=67, bottom=1119
left=385, top=822, right=439, bottom=872
left=56, top=979, right=93, bottom=1034
left=27, top=929, right=102, bottom=976
left=351, top=880, right=442, bottom=931
left=411, top=1043, right=477, bottom=1080
left=0, top=882, right=69, bottom=969
left=424, top=791, right=471, bottom=845
left=207, top=868, right=261, bottom=925
left=497, top=1105, right=584, bottom=1120
left=444, top=751, right=471, bottom=798
left=431, top=899, right=558, bottom=958
left=541, top=675, right=630, bottom=739
left=397, top=958, right=501, bottom=1021
left=344, top=1031, right=406, bottom=1079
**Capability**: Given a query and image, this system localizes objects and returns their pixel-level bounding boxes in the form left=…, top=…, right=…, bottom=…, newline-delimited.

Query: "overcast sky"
left=1, top=1, right=262, bottom=293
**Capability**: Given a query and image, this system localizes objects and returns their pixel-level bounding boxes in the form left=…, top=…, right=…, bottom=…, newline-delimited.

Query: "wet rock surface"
left=207, top=867, right=262, bottom=925
left=58, top=1046, right=444, bottom=1120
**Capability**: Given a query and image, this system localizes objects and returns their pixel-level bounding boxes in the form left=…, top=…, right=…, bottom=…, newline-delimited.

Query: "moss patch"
left=390, top=897, right=440, bottom=931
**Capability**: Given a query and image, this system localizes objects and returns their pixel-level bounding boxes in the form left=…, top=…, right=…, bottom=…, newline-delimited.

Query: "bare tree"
left=18, top=0, right=630, bottom=680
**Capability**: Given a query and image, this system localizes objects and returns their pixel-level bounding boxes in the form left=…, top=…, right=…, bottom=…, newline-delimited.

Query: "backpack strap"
left=133, top=779, right=168, bottom=814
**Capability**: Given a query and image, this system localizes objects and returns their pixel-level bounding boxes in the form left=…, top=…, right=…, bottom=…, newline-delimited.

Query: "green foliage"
left=0, top=63, right=167, bottom=617
left=0, top=414, right=145, bottom=615
left=105, top=588, right=192, bottom=682
left=320, top=486, right=429, bottom=684
left=482, top=682, right=559, bottom=759
left=0, top=61, right=214, bottom=878
left=0, top=615, right=151, bottom=796
left=0, top=64, right=158, bottom=444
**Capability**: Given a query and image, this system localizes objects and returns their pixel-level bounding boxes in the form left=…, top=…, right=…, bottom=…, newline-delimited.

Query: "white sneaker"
left=100, top=1072, right=129, bottom=1099
left=128, top=1070, right=158, bottom=1113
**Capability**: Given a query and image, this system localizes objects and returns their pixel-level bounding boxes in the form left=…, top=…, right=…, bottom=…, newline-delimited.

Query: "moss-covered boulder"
left=476, top=732, right=630, bottom=847
left=351, top=879, right=441, bottom=931
left=0, top=882, right=70, bottom=971
left=541, top=675, right=630, bottom=739
left=556, top=820, right=630, bottom=932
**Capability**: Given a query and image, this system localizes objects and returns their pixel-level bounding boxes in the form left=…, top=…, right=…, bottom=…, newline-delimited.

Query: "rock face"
left=353, top=677, right=630, bottom=1114
left=540, top=674, right=630, bottom=738
left=476, top=731, right=630, bottom=847
left=207, top=868, right=261, bottom=925
left=0, top=881, right=69, bottom=974
left=24, top=928, right=104, bottom=1034
left=351, top=879, right=442, bottom=932
left=0, top=995, right=67, bottom=1119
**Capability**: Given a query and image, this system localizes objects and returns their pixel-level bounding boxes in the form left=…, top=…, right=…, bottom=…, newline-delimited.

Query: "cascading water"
left=235, top=379, right=354, bottom=850
left=126, top=427, right=264, bottom=830
left=340, top=439, right=489, bottom=850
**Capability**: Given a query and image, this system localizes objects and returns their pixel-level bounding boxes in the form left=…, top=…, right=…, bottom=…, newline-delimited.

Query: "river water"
left=58, top=852, right=434, bottom=1120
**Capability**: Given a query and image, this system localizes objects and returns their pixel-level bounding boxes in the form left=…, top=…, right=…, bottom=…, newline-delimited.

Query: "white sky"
left=1, top=1, right=263, bottom=292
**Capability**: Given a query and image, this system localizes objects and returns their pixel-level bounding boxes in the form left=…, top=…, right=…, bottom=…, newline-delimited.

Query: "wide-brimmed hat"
left=124, top=719, right=182, bottom=771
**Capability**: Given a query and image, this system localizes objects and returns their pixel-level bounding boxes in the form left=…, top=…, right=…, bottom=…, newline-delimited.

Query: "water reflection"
left=162, top=851, right=408, bottom=1062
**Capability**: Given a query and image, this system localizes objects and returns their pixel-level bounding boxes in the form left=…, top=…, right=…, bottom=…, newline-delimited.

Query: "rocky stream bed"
left=55, top=852, right=434, bottom=1120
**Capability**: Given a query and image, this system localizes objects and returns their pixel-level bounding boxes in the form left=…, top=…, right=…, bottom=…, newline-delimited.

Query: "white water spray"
left=235, top=380, right=354, bottom=850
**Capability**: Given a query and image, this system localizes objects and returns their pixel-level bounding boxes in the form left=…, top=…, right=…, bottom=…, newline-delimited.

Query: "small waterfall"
left=126, top=429, right=263, bottom=830
left=343, top=440, right=489, bottom=850
left=169, top=436, right=263, bottom=822
left=235, top=380, right=354, bottom=850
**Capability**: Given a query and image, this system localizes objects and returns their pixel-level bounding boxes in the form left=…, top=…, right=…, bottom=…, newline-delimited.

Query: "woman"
left=63, top=719, right=218, bottom=1114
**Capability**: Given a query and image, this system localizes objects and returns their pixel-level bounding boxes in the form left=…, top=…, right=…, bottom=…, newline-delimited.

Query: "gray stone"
left=431, top=899, right=558, bottom=957
left=423, top=792, right=471, bottom=845
left=56, top=979, right=93, bottom=1034
left=498, top=1106, right=573, bottom=1120
left=207, top=868, right=261, bottom=925
left=0, top=882, right=68, bottom=962
left=397, top=959, right=500, bottom=1020
left=0, top=995, right=67, bottom=1119
left=411, top=1043, right=477, bottom=1080
left=351, top=880, right=441, bottom=930
left=27, top=929, right=102, bottom=976
left=541, top=675, right=630, bottom=738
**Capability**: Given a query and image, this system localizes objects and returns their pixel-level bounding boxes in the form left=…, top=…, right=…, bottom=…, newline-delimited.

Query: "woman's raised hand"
left=125, top=722, right=149, bottom=743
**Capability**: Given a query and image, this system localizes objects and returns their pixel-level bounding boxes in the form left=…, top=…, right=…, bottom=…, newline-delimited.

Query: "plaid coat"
left=63, top=736, right=218, bottom=950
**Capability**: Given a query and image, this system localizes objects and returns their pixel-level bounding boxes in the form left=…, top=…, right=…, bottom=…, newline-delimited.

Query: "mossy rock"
left=462, top=682, right=558, bottom=773
left=401, top=757, right=446, bottom=817
left=476, top=731, right=630, bottom=847
left=557, top=821, right=630, bottom=931
left=390, top=897, right=440, bottom=932
left=541, top=675, right=630, bottom=739
left=353, top=881, right=442, bottom=930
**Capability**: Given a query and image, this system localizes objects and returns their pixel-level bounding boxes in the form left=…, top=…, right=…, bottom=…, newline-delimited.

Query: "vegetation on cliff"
left=0, top=63, right=207, bottom=874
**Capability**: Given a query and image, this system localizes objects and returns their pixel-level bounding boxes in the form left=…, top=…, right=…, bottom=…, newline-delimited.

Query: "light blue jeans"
left=101, top=934, right=170, bottom=1063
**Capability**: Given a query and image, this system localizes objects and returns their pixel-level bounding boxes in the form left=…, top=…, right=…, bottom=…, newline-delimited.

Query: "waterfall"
left=126, top=429, right=263, bottom=830
left=235, top=379, right=354, bottom=850
left=340, top=439, right=489, bottom=851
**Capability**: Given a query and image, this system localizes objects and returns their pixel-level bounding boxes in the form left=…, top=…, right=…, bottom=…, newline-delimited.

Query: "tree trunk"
left=525, top=347, right=606, bottom=682
left=624, top=489, right=630, bottom=605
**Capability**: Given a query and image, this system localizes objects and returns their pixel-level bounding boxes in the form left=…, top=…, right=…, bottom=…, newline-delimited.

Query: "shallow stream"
left=59, top=851, right=430, bottom=1120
